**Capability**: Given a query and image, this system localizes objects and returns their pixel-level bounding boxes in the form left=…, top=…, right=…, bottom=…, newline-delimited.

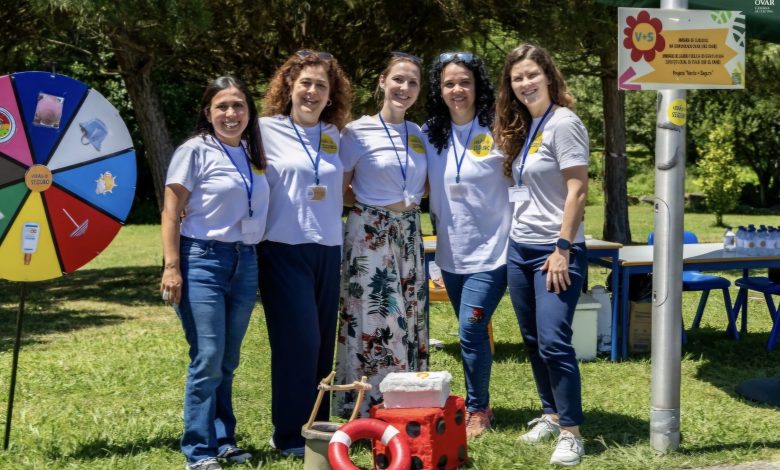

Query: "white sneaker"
left=549, top=430, right=585, bottom=466
left=517, top=414, right=560, bottom=444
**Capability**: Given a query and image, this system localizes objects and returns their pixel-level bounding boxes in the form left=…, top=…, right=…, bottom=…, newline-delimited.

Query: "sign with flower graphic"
left=618, top=8, right=745, bottom=90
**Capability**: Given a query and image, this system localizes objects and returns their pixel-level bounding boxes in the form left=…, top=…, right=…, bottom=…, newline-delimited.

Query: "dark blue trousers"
left=507, top=240, right=587, bottom=427
left=258, top=241, right=341, bottom=450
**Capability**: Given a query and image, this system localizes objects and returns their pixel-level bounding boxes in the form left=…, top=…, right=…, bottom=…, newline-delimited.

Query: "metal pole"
left=4, top=283, right=26, bottom=450
left=650, top=0, right=687, bottom=453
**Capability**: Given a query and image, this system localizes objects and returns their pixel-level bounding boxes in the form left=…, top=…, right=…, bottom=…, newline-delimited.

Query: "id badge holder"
left=449, top=183, right=468, bottom=200
left=307, top=184, right=327, bottom=201
left=403, top=189, right=416, bottom=208
left=241, top=217, right=262, bottom=234
left=508, top=185, right=530, bottom=202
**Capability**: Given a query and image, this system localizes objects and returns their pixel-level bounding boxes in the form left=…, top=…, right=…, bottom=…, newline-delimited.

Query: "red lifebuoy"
left=328, top=418, right=411, bottom=470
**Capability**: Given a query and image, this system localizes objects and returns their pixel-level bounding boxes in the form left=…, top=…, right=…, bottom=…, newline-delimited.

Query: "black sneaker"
left=217, top=446, right=252, bottom=463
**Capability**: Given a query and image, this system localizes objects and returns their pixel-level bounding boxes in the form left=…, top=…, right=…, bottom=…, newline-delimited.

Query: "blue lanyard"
left=515, top=102, right=554, bottom=186
left=449, top=118, right=476, bottom=184
left=289, top=116, right=322, bottom=185
left=216, top=137, right=254, bottom=217
left=377, top=113, right=410, bottom=190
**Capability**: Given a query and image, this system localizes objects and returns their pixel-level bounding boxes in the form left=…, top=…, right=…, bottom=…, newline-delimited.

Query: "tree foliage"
left=696, top=121, right=741, bottom=226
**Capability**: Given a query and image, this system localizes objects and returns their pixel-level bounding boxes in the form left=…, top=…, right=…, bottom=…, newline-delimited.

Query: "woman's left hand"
left=542, top=249, right=571, bottom=294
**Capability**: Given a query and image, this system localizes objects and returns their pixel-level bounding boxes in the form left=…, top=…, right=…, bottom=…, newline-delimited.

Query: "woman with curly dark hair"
left=423, top=52, right=512, bottom=439
left=257, top=49, right=352, bottom=457
left=496, top=44, right=588, bottom=466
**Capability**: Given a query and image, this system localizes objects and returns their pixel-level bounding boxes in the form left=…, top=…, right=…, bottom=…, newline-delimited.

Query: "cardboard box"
left=629, top=301, right=652, bottom=353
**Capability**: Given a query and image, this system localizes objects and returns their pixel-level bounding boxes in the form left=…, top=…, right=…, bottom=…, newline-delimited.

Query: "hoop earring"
left=327, top=99, right=333, bottom=107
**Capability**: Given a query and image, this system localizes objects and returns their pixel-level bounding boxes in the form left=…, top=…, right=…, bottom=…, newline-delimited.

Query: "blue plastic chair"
left=731, top=277, right=780, bottom=350
left=648, top=231, right=736, bottom=338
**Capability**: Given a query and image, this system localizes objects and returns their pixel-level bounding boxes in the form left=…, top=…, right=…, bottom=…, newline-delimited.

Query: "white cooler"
left=572, top=294, right=600, bottom=361
left=379, top=371, right=452, bottom=408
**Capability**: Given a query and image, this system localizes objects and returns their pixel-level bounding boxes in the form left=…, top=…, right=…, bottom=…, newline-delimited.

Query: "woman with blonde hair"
left=257, top=49, right=351, bottom=457
left=495, top=44, right=589, bottom=466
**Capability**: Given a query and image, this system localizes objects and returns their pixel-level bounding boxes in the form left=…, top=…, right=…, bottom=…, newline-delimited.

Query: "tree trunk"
left=599, top=46, right=632, bottom=244
left=110, top=34, right=173, bottom=212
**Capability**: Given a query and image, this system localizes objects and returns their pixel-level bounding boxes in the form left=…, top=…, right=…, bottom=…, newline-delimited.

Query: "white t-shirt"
left=425, top=119, right=512, bottom=274
left=340, top=115, right=427, bottom=207
left=510, top=107, right=589, bottom=244
left=260, top=115, right=343, bottom=246
left=166, top=135, right=269, bottom=244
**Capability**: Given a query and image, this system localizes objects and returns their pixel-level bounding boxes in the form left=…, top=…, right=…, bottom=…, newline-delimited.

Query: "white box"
left=379, top=371, right=452, bottom=408
left=572, top=294, right=600, bottom=361
left=590, top=286, right=613, bottom=353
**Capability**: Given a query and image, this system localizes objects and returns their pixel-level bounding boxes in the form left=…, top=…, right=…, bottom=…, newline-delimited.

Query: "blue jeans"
left=176, top=236, right=257, bottom=464
left=507, top=241, right=586, bottom=427
left=441, top=266, right=507, bottom=412
left=258, top=241, right=341, bottom=450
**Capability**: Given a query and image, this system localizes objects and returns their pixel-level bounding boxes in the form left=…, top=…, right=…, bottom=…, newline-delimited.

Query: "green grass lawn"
left=1, top=212, right=779, bottom=469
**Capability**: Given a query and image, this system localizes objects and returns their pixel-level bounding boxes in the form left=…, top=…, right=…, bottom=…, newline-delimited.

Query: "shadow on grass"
left=623, top=325, right=780, bottom=407
left=0, top=307, right=125, bottom=353
left=0, top=266, right=161, bottom=352
left=493, top=406, right=647, bottom=455
left=67, top=434, right=284, bottom=464
left=0, top=265, right=162, bottom=307
left=439, top=340, right=531, bottom=364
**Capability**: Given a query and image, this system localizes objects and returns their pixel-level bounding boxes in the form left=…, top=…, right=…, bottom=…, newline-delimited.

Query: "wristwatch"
left=555, top=238, right=572, bottom=250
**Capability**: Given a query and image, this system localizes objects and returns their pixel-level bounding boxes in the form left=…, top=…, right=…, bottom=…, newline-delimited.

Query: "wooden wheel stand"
left=301, top=372, right=371, bottom=470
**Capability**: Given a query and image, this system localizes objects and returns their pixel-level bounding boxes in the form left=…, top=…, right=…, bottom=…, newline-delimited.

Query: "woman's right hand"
left=160, top=265, right=183, bottom=306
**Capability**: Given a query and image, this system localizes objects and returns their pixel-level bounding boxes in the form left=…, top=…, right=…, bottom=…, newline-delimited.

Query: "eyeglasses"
left=296, top=50, right=333, bottom=61
left=391, top=51, right=423, bottom=65
left=438, top=52, right=474, bottom=64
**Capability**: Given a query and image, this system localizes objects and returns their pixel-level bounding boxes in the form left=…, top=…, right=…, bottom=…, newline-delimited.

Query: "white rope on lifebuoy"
left=328, top=418, right=410, bottom=470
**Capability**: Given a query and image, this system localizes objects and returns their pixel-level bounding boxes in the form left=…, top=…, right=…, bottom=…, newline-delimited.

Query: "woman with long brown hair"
left=495, top=44, right=589, bottom=466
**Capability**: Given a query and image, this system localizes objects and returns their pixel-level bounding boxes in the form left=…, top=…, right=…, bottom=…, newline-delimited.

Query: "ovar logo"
left=0, top=107, right=16, bottom=144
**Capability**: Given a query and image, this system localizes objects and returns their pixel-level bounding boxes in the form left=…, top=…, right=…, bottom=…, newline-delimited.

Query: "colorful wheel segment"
left=0, top=72, right=136, bottom=282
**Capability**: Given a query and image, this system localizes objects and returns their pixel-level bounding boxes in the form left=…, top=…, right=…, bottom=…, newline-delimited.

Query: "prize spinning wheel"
left=0, top=72, right=136, bottom=282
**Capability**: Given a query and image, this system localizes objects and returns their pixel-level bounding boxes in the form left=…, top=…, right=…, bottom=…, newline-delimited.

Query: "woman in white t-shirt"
left=494, top=44, right=589, bottom=466
left=257, top=50, right=352, bottom=457
left=332, top=52, right=428, bottom=417
left=161, top=76, right=268, bottom=470
left=424, top=52, right=511, bottom=439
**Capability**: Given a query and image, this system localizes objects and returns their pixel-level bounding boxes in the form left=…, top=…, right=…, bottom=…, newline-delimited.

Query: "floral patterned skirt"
left=332, top=202, right=429, bottom=417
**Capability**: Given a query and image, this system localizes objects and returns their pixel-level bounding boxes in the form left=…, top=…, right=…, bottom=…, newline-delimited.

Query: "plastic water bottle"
left=770, top=227, right=779, bottom=256
left=723, top=226, right=736, bottom=252
left=735, top=226, right=747, bottom=254
left=746, top=225, right=757, bottom=256
left=758, top=225, right=770, bottom=255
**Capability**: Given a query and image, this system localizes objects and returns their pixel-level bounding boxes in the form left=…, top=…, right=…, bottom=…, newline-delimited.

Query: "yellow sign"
left=25, top=165, right=53, bottom=192
left=618, top=8, right=745, bottom=90
left=668, top=99, right=687, bottom=126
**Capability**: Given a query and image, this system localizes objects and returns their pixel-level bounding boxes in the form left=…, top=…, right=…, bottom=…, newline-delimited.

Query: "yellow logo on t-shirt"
left=409, top=134, right=426, bottom=154
left=469, top=133, right=493, bottom=157
left=320, top=134, right=338, bottom=154
left=528, top=132, right=543, bottom=154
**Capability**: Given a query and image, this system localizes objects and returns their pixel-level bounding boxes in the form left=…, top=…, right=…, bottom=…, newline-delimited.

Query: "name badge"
left=241, top=217, right=262, bottom=234
left=449, top=183, right=468, bottom=200
left=508, top=185, right=530, bottom=202
left=307, top=184, right=327, bottom=201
